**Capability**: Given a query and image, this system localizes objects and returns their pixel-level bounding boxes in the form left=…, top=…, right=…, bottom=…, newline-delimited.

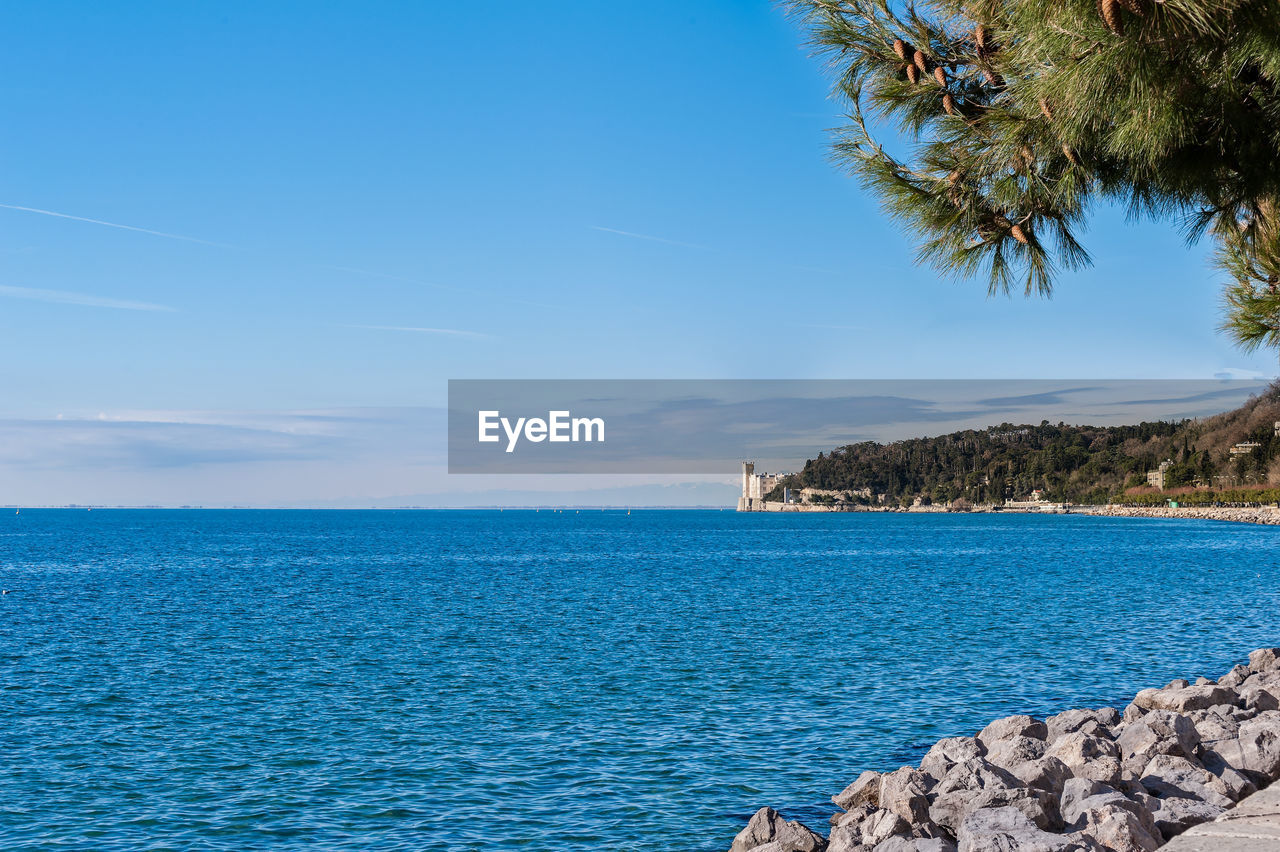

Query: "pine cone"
left=1039, top=98, right=1054, bottom=122
left=1010, top=224, right=1029, bottom=245
left=1119, top=0, right=1144, bottom=15
left=1098, top=0, right=1124, bottom=35
left=943, top=93, right=958, bottom=116
left=1062, top=144, right=1080, bottom=165
left=893, top=39, right=909, bottom=60
left=983, top=69, right=1004, bottom=88
left=913, top=50, right=931, bottom=74
left=907, top=64, right=920, bottom=84
left=975, top=24, right=988, bottom=55
left=934, top=67, right=947, bottom=87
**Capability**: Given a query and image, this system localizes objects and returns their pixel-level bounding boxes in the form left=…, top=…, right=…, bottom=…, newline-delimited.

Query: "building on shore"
left=1146, top=459, right=1173, bottom=490
left=737, top=462, right=788, bottom=511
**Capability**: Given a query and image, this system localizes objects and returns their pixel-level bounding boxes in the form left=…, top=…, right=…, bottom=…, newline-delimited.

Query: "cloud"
left=590, top=226, right=708, bottom=250
left=0, top=202, right=229, bottom=247
left=0, top=284, right=175, bottom=312
left=346, top=324, right=492, bottom=340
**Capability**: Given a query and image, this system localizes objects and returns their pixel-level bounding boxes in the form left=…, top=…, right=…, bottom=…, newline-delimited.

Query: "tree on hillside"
left=788, top=0, right=1280, bottom=350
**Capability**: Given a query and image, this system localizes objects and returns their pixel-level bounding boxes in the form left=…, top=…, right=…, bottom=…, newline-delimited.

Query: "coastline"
left=727, top=649, right=1280, bottom=852
left=738, top=503, right=1280, bottom=526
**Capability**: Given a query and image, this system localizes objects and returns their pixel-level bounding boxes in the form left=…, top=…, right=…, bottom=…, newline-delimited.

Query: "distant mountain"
left=772, top=383, right=1280, bottom=506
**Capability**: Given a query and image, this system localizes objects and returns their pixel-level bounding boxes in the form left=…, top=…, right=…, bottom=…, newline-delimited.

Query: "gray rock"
left=1199, top=749, right=1257, bottom=801
left=878, top=767, right=933, bottom=825
left=1115, top=709, right=1199, bottom=760
left=985, top=736, right=1048, bottom=771
left=833, top=771, right=882, bottom=811
left=1058, top=777, right=1160, bottom=839
left=1070, top=804, right=1161, bottom=852
left=930, top=785, right=1059, bottom=836
left=957, top=807, right=1095, bottom=852
left=1132, top=684, right=1236, bottom=713
left=1248, top=647, right=1280, bottom=673
left=730, top=807, right=827, bottom=852
left=977, top=715, right=1048, bottom=748
left=1238, top=671, right=1280, bottom=712
left=1166, top=678, right=1191, bottom=690
left=860, top=809, right=909, bottom=847
left=831, top=806, right=874, bottom=829
left=1003, top=756, right=1073, bottom=798
left=1138, top=753, right=1233, bottom=808
left=826, top=822, right=869, bottom=852
left=1219, top=664, right=1251, bottom=688
left=1045, top=709, right=1115, bottom=743
left=1044, top=732, right=1122, bottom=786
left=1122, top=702, right=1145, bottom=723
left=1237, top=709, right=1280, bottom=780
left=919, top=737, right=984, bottom=781
left=1194, top=676, right=1212, bottom=686
left=1149, top=795, right=1225, bottom=838
left=871, top=839, right=956, bottom=852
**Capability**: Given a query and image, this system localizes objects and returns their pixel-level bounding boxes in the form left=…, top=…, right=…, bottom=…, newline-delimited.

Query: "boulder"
left=730, top=807, right=828, bottom=852
left=834, top=771, right=882, bottom=811
left=861, top=809, right=909, bottom=847
left=1219, top=664, right=1251, bottom=688
left=871, top=839, right=956, bottom=852
left=1138, top=754, right=1233, bottom=808
left=1238, top=671, right=1280, bottom=713
left=1114, top=710, right=1199, bottom=761
left=1122, top=702, right=1145, bottom=723
left=1132, top=684, right=1236, bottom=713
left=1045, top=709, right=1116, bottom=743
left=977, top=715, right=1048, bottom=748
left=831, top=806, right=874, bottom=829
left=878, top=767, right=934, bottom=825
left=1199, top=749, right=1257, bottom=801
left=1148, top=796, right=1225, bottom=838
left=826, top=822, right=869, bottom=852
left=1237, top=710, right=1280, bottom=780
left=1165, top=678, right=1191, bottom=690
left=919, top=737, right=984, bottom=781
left=1248, top=647, right=1280, bottom=673
left=957, top=807, right=1095, bottom=852
left=1058, top=777, right=1160, bottom=839
left=985, top=736, right=1048, bottom=772
left=1002, top=756, right=1073, bottom=798
left=1070, top=805, right=1160, bottom=852
left=930, top=785, right=1059, bottom=836
left=1044, top=732, right=1122, bottom=786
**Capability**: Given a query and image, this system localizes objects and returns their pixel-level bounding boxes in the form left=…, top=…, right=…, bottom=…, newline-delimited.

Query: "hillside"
left=769, top=384, right=1280, bottom=506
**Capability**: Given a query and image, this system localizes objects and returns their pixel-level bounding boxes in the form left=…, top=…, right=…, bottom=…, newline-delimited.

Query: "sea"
left=1, top=509, right=1277, bottom=850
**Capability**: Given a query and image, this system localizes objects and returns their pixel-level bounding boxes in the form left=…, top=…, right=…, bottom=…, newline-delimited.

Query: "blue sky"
left=0, top=2, right=1273, bottom=504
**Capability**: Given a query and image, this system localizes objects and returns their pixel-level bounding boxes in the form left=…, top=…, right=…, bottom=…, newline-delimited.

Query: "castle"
left=737, top=462, right=787, bottom=511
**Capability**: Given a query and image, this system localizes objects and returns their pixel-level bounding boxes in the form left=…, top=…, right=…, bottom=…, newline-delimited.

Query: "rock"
left=834, top=771, right=882, bottom=811
left=826, top=822, right=869, bottom=852
left=1237, top=709, right=1280, bottom=780
left=1115, top=709, right=1199, bottom=761
left=985, top=736, right=1048, bottom=771
left=977, top=715, right=1048, bottom=747
left=1238, top=671, right=1280, bottom=712
left=1166, top=678, right=1190, bottom=690
left=931, top=786, right=1059, bottom=836
left=871, top=839, right=956, bottom=852
left=1058, top=777, right=1160, bottom=839
left=1122, top=702, right=1145, bottom=723
left=878, top=767, right=933, bottom=825
left=730, top=807, right=828, bottom=852
left=1071, top=805, right=1160, bottom=852
left=957, top=807, right=1094, bottom=852
left=1045, top=709, right=1115, bottom=743
left=1044, top=732, right=1122, bottom=786
left=1004, top=756, right=1073, bottom=798
left=1138, top=754, right=1234, bottom=808
left=861, top=809, right=909, bottom=846
left=831, top=806, right=874, bottom=829
left=1132, top=684, right=1236, bottom=713
left=919, top=737, right=984, bottom=781
left=1199, top=749, right=1257, bottom=801
left=1194, top=676, right=1212, bottom=686
left=1248, top=647, right=1280, bottom=673
left=1149, top=796, right=1225, bottom=838
left=1219, top=664, right=1251, bottom=688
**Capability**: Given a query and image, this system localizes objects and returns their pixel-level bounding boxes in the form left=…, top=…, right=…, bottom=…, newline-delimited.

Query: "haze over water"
left=2, top=509, right=1277, bottom=850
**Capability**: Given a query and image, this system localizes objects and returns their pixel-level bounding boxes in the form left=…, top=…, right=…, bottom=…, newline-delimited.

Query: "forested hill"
left=772, top=385, right=1280, bottom=506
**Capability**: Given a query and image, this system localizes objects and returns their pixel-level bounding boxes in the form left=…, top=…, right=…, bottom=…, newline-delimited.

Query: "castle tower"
left=738, top=461, right=755, bottom=512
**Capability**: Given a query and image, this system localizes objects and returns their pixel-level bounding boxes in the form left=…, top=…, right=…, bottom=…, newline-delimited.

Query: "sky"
left=0, top=2, right=1274, bottom=505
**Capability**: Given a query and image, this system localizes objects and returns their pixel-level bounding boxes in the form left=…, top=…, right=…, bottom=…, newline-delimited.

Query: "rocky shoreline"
left=1075, top=506, right=1280, bottom=526
left=727, top=649, right=1280, bottom=852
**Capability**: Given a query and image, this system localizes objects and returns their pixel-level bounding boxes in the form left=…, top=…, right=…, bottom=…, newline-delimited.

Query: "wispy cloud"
left=0, top=203, right=230, bottom=247
left=346, top=324, right=492, bottom=340
left=0, top=284, right=175, bottom=312
left=590, top=226, right=708, bottom=250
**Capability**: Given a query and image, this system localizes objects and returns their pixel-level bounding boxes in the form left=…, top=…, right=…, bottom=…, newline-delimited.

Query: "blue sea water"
left=1, top=509, right=1278, bottom=851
